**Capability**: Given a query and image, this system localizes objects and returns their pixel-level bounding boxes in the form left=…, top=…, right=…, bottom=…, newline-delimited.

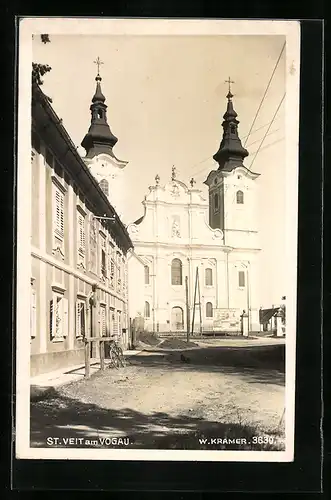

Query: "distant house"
left=30, top=83, right=133, bottom=376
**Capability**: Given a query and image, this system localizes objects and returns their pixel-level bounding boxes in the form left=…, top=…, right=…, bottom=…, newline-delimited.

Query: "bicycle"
left=107, top=337, right=126, bottom=368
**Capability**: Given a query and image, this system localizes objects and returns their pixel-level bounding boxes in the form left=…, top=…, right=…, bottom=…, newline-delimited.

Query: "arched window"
left=144, top=265, right=150, bottom=285
left=214, top=193, right=219, bottom=211
left=236, top=190, right=244, bottom=204
left=144, top=301, right=150, bottom=318
left=171, top=258, right=182, bottom=285
left=230, top=124, right=236, bottom=134
left=99, top=178, right=109, bottom=197
left=205, top=268, right=213, bottom=286
left=206, top=302, right=213, bottom=318
left=97, top=110, right=103, bottom=119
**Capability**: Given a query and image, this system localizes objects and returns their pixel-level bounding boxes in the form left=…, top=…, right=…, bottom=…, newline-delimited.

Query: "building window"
left=100, top=235, right=107, bottom=277
left=144, top=301, right=150, bottom=318
left=238, top=270, right=245, bottom=287
left=89, top=215, right=98, bottom=274
left=100, top=305, right=107, bottom=336
left=50, top=293, right=68, bottom=341
left=214, top=193, right=219, bottom=212
left=171, top=258, right=182, bottom=285
left=230, top=124, right=236, bottom=134
left=99, top=178, right=109, bottom=197
left=109, top=243, right=115, bottom=288
left=54, top=188, right=64, bottom=238
left=117, top=251, right=122, bottom=292
left=144, top=265, right=150, bottom=285
left=236, top=190, right=244, bottom=204
left=30, top=288, right=37, bottom=339
left=205, top=268, right=213, bottom=286
left=76, top=300, right=87, bottom=338
left=77, top=211, right=86, bottom=265
left=206, top=302, right=213, bottom=318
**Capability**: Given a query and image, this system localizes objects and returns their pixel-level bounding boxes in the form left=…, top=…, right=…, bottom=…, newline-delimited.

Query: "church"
left=126, top=86, right=262, bottom=334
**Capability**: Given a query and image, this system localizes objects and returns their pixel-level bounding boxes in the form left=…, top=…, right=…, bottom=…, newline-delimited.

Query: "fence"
left=83, top=336, right=113, bottom=378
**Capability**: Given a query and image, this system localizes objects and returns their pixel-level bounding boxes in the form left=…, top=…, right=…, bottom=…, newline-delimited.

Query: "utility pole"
left=191, top=267, right=203, bottom=337
left=185, top=276, right=190, bottom=343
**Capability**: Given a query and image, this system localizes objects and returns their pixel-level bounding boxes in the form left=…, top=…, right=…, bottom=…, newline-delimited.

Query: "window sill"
left=51, top=337, right=65, bottom=343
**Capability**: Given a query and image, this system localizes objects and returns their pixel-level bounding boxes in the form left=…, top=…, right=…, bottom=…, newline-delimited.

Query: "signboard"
left=213, top=308, right=241, bottom=332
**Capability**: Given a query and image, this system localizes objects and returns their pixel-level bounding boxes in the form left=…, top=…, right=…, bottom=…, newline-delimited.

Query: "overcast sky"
left=32, top=33, right=287, bottom=305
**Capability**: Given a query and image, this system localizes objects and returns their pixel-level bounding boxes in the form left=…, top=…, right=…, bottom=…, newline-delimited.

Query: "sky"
left=32, top=33, right=287, bottom=306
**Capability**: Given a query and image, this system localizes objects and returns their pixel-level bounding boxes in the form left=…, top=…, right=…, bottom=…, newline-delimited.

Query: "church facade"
left=127, top=89, right=261, bottom=334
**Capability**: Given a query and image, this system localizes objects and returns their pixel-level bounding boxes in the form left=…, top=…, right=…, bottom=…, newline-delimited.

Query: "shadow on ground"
left=129, top=344, right=285, bottom=386
left=30, top=390, right=284, bottom=451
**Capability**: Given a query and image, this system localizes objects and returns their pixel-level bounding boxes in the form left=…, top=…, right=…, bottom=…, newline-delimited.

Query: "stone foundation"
left=30, top=348, right=85, bottom=377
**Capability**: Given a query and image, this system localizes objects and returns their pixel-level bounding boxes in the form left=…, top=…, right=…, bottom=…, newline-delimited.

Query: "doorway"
left=171, top=306, right=184, bottom=331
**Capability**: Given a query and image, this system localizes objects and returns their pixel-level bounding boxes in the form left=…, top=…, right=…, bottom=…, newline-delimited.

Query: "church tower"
left=204, top=80, right=260, bottom=249
left=81, top=58, right=128, bottom=215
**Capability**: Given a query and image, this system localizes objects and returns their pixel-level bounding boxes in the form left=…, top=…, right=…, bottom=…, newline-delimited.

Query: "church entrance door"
left=171, top=306, right=184, bottom=331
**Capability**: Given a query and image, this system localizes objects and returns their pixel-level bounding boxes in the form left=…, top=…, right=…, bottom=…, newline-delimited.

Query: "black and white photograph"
left=16, top=18, right=300, bottom=462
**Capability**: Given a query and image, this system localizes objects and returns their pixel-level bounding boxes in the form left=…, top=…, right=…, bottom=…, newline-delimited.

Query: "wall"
left=30, top=127, right=130, bottom=376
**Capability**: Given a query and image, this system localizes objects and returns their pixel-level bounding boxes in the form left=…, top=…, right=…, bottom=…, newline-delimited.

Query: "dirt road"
left=30, top=344, right=285, bottom=450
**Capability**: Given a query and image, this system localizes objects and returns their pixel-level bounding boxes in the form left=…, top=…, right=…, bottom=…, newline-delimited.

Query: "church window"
left=97, top=110, right=103, bottom=119
left=236, top=190, right=244, bottom=204
left=144, top=265, right=150, bottom=285
left=99, top=178, right=109, bottom=197
left=144, top=301, right=150, bottom=318
left=206, top=302, right=213, bottom=318
left=205, top=268, right=213, bottom=286
left=230, top=124, right=236, bottom=134
left=171, top=258, right=182, bottom=285
left=238, top=270, right=245, bottom=287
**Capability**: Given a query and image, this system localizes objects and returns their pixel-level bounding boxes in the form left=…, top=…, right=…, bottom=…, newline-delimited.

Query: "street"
left=30, top=341, right=285, bottom=450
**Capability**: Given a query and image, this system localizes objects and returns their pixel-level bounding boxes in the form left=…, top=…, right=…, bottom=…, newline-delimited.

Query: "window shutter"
left=50, top=298, right=54, bottom=338
left=30, top=289, right=37, bottom=338
left=81, top=302, right=86, bottom=337
left=77, top=213, right=85, bottom=253
left=76, top=301, right=81, bottom=337
left=55, top=189, right=64, bottom=236
left=100, top=306, right=106, bottom=336
left=62, top=298, right=68, bottom=337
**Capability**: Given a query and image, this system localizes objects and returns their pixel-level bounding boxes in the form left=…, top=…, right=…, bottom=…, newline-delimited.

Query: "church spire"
left=213, top=78, right=249, bottom=171
left=81, top=57, right=118, bottom=158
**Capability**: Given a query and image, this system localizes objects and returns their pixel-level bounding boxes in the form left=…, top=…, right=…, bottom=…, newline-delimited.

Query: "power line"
left=246, top=128, right=280, bottom=149
left=243, top=41, right=286, bottom=147
left=189, top=117, right=281, bottom=175
left=249, top=94, right=285, bottom=170
left=192, top=136, right=284, bottom=180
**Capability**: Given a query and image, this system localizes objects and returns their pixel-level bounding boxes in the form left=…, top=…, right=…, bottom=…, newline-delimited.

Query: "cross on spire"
left=94, top=56, right=104, bottom=76
left=225, top=76, right=235, bottom=99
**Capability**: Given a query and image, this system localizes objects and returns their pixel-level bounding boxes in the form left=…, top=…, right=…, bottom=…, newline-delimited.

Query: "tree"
left=32, top=34, right=52, bottom=87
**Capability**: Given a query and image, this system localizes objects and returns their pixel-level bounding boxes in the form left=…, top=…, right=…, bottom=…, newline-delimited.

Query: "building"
left=30, top=80, right=133, bottom=376
left=127, top=89, right=261, bottom=334
left=81, top=66, right=128, bottom=216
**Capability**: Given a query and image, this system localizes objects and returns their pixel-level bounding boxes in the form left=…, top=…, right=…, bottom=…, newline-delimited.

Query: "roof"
left=259, top=308, right=279, bottom=324
left=133, top=215, right=144, bottom=225
left=32, top=83, right=133, bottom=253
